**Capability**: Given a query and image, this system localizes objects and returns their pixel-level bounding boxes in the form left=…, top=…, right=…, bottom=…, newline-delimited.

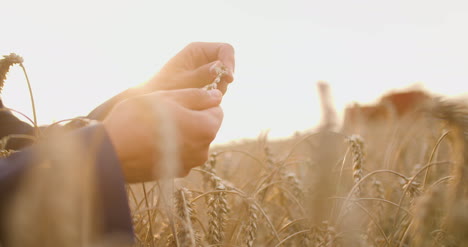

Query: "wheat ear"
left=346, top=135, right=365, bottom=197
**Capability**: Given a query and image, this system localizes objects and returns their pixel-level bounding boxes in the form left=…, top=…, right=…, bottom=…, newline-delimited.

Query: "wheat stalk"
left=0, top=53, right=39, bottom=136
left=366, top=179, right=385, bottom=244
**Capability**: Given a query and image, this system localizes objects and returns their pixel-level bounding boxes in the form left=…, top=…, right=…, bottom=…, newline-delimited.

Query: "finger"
left=188, top=42, right=235, bottom=82
left=181, top=60, right=233, bottom=92
left=216, top=81, right=228, bottom=95
left=217, top=43, right=235, bottom=82
left=158, top=88, right=223, bottom=110
left=184, top=60, right=224, bottom=89
left=202, top=106, right=224, bottom=130
left=201, top=106, right=224, bottom=141
left=189, top=106, right=224, bottom=142
left=177, top=144, right=210, bottom=177
left=153, top=60, right=225, bottom=91
left=177, top=105, right=223, bottom=177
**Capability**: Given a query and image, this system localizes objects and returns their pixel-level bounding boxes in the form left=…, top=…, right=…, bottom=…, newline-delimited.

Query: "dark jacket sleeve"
left=0, top=103, right=34, bottom=150
left=0, top=124, right=134, bottom=244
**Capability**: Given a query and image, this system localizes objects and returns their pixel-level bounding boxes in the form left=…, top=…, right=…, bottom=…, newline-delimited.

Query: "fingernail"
left=207, top=89, right=222, bottom=98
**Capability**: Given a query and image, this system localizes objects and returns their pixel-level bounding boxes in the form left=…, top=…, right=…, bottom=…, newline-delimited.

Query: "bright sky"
left=2, top=0, right=468, bottom=144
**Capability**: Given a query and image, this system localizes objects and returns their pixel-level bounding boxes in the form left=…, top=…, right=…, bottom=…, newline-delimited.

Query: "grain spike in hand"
left=203, top=64, right=228, bottom=91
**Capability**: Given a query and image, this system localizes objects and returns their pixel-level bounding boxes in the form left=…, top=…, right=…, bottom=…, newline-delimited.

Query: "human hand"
left=87, top=42, right=234, bottom=121
left=102, top=88, right=224, bottom=183
left=146, top=42, right=235, bottom=94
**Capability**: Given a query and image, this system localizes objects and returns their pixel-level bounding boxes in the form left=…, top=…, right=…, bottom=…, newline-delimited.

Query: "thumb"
left=161, top=88, right=223, bottom=110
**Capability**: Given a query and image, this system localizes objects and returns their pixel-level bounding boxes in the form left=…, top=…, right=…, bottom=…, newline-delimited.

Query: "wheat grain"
left=346, top=135, right=365, bottom=197
left=201, top=152, right=219, bottom=189
left=206, top=182, right=229, bottom=245
left=203, top=64, right=228, bottom=90
left=0, top=53, right=23, bottom=93
left=242, top=201, right=258, bottom=247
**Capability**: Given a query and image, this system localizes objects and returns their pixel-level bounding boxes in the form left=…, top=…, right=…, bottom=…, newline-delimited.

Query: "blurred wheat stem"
left=19, top=64, right=39, bottom=137
left=335, top=169, right=407, bottom=224
left=254, top=181, right=306, bottom=213
left=355, top=202, right=391, bottom=246
left=141, top=97, right=180, bottom=245
left=252, top=160, right=307, bottom=193
left=329, top=147, right=352, bottom=219
left=151, top=102, right=179, bottom=228
left=131, top=203, right=167, bottom=216
left=337, top=147, right=351, bottom=189
left=141, top=183, right=155, bottom=245
left=429, top=175, right=453, bottom=189
left=128, top=186, right=158, bottom=214
left=263, top=218, right=311, bottom=246
left=397, top=220, right=414, bottom=247
left=214, top=150, right=265, bottom=168
left=0, top=108, right=35, bottom=127
left=393, top=160, right=452, bottom=227
left=422, top=130, right=450, bottom=188
left=273, top=229, right=311, bottom=247
left=330, top=197, right=413, bottom=216
left=44, top=117, right=92, bottom=130
left=335, top=160, right=451, bottom=226
left=284, top=130, right=346, bottom=161
left=276, top=218, right=310, bottom=235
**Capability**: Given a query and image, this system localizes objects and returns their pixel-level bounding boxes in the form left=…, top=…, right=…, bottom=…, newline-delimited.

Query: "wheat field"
left=127, top=91, right=468, bottom=247
left=2, top=54, right=468, bottom=246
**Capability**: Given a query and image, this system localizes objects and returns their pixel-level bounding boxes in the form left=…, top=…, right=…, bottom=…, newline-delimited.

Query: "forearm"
left=77, top=124, right=134, bottom=241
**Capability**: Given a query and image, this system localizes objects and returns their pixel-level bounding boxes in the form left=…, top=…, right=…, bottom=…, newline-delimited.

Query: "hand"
left=145, top=42, right=235, bottom=94
left=87, top=42, right=234, bottom=121
left=102, top=88, right=224, bottom=183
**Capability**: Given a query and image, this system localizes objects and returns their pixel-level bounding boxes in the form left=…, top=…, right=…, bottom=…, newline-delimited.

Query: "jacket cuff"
left=75, top=124, right=134, bottom=244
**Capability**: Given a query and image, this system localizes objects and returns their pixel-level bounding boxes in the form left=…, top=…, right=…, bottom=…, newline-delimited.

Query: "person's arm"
left=0, top=41, right=233, bottom=244
left=72, top=124, right=134, bottom=241
left=0, top=123, right=134, bottom=244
